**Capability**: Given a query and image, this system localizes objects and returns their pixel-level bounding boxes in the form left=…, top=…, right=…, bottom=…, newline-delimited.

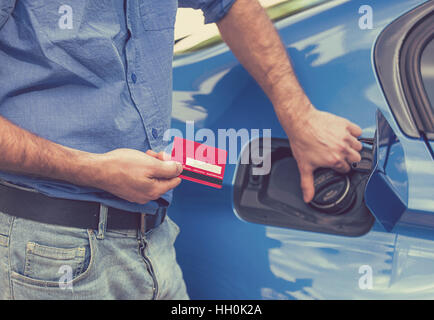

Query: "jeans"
left=0, top=209, right=189, bottom=299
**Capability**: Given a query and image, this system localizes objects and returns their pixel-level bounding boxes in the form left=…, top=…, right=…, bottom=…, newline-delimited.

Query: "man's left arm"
left=217, top=0, right=363, bottom=203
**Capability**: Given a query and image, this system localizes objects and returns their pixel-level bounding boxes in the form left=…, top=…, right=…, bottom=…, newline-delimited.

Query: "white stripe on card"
left=186, top=157, right=222, bottom=174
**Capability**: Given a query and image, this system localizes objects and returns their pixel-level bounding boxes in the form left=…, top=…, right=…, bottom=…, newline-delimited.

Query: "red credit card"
left=171, top=137, right=227, bottom=189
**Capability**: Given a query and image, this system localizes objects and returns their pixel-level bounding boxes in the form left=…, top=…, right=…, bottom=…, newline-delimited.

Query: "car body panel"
left=170, top=0, right=434, bottom=299
left=366, top=0, right=434, bottom=232
left=365, top=110, right=434, bottom=232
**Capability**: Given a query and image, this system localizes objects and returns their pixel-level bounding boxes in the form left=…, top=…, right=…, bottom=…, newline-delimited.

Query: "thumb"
left=150, top=159, right=183, bottom=179
left=299, top=167, right=315, bottom=203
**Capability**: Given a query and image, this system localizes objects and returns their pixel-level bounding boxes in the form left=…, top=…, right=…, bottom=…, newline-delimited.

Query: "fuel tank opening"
left=233, top=138, right=375, bottom=237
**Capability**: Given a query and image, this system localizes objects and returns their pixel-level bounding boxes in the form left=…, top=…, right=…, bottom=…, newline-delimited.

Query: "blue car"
left=170, top=0, right=434, bottom=299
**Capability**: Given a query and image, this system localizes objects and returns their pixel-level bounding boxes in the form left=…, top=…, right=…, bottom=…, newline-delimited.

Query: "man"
left=0, top=0, right=362, bottom=299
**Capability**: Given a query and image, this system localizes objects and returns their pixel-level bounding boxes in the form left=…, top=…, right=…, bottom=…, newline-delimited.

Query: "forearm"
left=0, top=116, right=100, bottom=187
left=217, top=0, right=312, bottom=124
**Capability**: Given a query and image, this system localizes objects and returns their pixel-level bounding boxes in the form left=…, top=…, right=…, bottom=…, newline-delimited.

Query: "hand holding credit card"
left=170, top=137, right=227, bottom=189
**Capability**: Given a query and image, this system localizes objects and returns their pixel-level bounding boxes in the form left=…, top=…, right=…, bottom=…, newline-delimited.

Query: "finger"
left=299, top=167, right=315, bottom=203
left=156, top=151, right=171, bottom=161
left=333, top=160, right=351, bottom=174
left=345, top=148, right=362, bottom=164
left=154, top=177, right=182, bottom=195
left=347, top=122, right=362, bottom=137
left=146, top=149, right=158, bottom=158
left=345, top=135, right=363, bottom=152
left=149, top=159, right=183, bottom=179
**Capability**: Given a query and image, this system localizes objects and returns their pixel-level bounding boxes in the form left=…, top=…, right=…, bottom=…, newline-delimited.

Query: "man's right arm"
left=0, top=116, right=182, bottom=204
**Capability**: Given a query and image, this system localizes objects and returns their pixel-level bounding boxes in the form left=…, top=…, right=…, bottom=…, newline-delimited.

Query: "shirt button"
left=131, top=73, right=137, bottom=84
left=152, top=128, right=158, bottom=139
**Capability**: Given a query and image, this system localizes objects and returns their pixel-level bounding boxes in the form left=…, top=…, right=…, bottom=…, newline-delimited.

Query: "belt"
left=0, top=183, right=166, bottom=233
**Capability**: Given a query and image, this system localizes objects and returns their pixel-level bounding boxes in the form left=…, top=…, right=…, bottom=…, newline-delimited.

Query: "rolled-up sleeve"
left=178, top=0, right=237, bottom=24
left=0, top=0, right=15, bottom=29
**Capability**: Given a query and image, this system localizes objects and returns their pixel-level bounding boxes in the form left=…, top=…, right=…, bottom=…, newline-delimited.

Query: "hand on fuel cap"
left=280, top=107, right=362, bottom=203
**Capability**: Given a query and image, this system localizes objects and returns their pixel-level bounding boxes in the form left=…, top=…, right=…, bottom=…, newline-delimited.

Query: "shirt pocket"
left=139, top=0, right=178, bottom=30
left=23, top=0, right=120, bottom=43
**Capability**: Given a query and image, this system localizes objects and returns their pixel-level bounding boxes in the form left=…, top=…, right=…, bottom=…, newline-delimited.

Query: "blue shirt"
left=0, top=0, right=236, bottom=213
